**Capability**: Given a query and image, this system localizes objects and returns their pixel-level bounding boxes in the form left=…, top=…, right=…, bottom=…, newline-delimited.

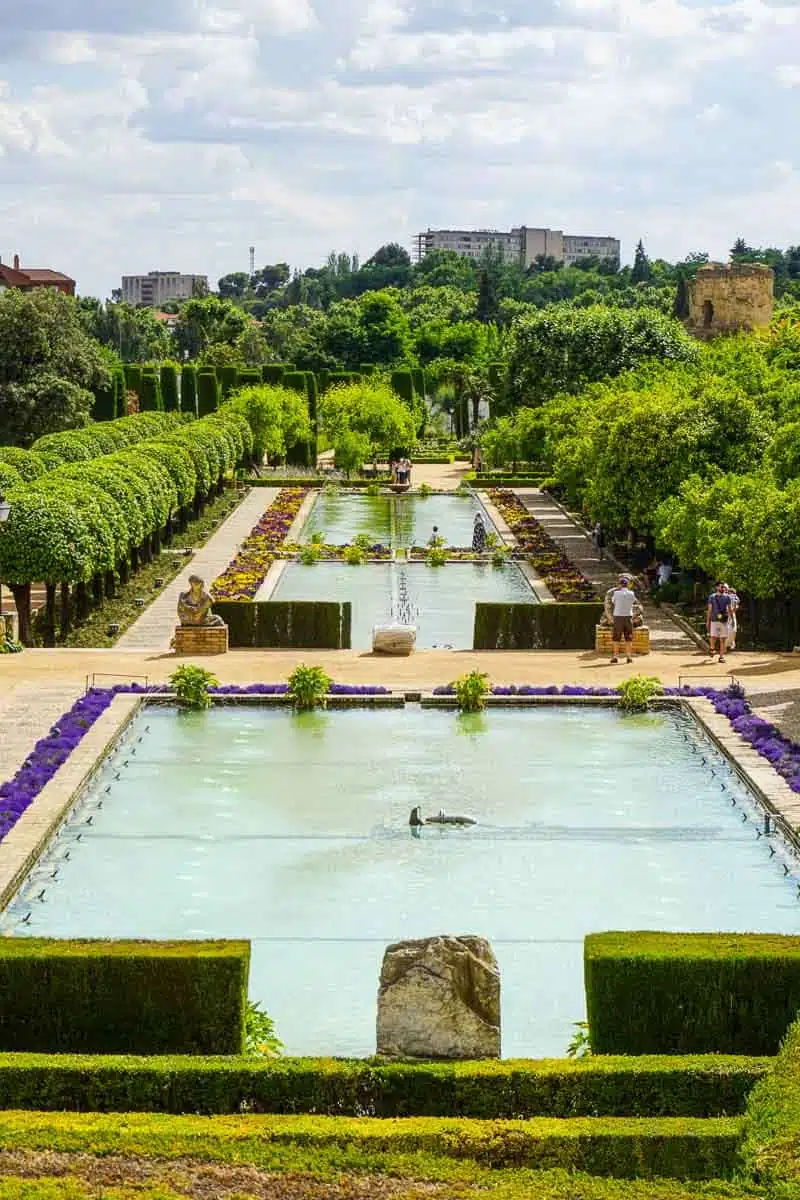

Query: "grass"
left=44, top=489, right=247, bottom=649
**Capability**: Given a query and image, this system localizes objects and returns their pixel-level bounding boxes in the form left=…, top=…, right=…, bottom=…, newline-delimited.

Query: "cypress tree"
left=673, top=274, right=690, bottom=320
left=160, top=365, right=180, bottom=413
left=390, top=370, right=415, bottom=409
left=91, top=380, right=117, bottom=422
left=476, top=268, right=498, bottom=323
left=181, top=365, right=198, bottom=416
left=411, top=368, right=426, bottom=399
left=138, top=373, right=163, bottom=412
left=631, top=239, right=651, bottom=284
left=318, top=368, right=330, bottom=393
left=123, top=364, right=142, bottom=399
left=197, top=368, right=220, bottom=416
left=219, top=365, right=239, bottom=397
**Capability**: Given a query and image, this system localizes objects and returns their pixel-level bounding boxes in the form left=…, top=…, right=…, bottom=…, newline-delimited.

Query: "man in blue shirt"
left=706, top=582, right=732, bottom=663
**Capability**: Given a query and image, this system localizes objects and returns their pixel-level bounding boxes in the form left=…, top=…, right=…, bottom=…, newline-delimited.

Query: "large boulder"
left=376, top=935, right=501, bottom=1059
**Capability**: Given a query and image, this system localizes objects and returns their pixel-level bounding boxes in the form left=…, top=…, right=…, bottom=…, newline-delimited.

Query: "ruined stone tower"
left=687, top=263, right=774, bottom=338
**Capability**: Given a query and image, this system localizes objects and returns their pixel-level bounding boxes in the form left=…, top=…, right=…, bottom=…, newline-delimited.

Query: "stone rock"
left=376, top=935, right=500, bottom=1059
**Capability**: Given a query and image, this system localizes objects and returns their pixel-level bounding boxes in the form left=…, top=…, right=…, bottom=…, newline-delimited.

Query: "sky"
left=1, top=0, right=800, bottom=298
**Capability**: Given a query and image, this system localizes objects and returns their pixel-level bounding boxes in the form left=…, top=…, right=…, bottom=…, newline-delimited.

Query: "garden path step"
left=513, top=490, right=694, bottom=652
left=115, top=489, right=278, bottom=653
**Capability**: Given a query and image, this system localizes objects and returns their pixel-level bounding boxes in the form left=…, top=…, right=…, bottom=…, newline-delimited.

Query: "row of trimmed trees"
left=0, top=411, right=252, bottom=645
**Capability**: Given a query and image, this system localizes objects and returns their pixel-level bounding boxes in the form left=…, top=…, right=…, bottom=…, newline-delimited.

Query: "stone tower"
left=687, top=263, right=774, bottom=338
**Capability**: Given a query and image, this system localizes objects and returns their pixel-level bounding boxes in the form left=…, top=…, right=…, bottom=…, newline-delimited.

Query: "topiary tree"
left=138, top=372, right=163, bottom=412
left=30, top=432, right=95, bottom=470
left=261, top=364, right=285, bottom=385
left=160, top=364, right=180, bottom=413
left=0, top=447, right=47, bottom=481
left=181, top=364, right=198, bottom=416
left=123, top=364, right=142, bottom=398
left=0, top=463, right=22, bottom=496
left=197, top=368, right=220, bottom=416
left=219, top=365, right=239, bottom=398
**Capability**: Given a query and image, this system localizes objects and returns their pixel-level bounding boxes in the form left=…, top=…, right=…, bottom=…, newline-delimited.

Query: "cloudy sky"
left=2, top=0, right=799, bottom=297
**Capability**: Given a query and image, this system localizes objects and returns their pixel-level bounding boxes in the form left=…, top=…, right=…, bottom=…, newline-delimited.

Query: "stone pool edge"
left=478, top=489, right=554, bottom=603
left=0, top=694, right=142, bottom=910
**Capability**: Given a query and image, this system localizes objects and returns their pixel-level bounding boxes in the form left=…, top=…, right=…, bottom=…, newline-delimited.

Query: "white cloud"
left=1, top=0, right=799, bottom=294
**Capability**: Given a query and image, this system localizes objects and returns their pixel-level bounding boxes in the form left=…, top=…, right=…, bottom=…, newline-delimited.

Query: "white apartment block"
left=414, top=226, right=620, bottom=269
left=121, top=271, right=208, bottom=307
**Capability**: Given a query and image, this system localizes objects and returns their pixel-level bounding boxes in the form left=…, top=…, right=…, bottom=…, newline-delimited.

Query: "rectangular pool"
left=3, top=705, right=797, bottom=1058
left=299, top=492, right=497, bottom=548
left=269, top=561, right=536, bottom=649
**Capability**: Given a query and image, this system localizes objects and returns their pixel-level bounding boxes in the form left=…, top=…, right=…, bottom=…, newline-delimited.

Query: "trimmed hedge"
left=474, top=602, right=604, bottom=649
left=0, top=1053, right=768, bottom=1117
left=741, top=1013, right=800, bottom=1188
left=197, top=368, right=220, bottom=416
left=218, top=364, right=238, bottom=398
left=123, top=363, right=142, bottom=397
left=261, top=363, right=285, bottom=385
left=212, top=600, right=352, bottom=648
left=0, top=1110, right=742, bottom=1180
left=159, top=364, right=179, bottom=413
left=180, top=363, right=197, bottom=415
left=138, top=373, right=163, bottom=412
left=0, top=939, right=249, bottom=1056
left=390, top=369, right=415, bottom=409
left=236, top=368, right=262, bottom=389
left=411, top=366, right=426, bottom=398
left=585, top=932, right=800, bottom=1056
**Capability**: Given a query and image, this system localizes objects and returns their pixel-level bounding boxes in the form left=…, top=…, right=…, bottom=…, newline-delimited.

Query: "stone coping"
left=0, top=695, right=142, bottom=910
left=284, top=490, right=318, bottom=543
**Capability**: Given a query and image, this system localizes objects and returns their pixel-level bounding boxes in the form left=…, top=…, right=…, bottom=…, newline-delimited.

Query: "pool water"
left=300, top=493, right=496, bottom=548
left=269, top=561, right=536, bottom=648
left=4, top=705, right=798, bottom=1058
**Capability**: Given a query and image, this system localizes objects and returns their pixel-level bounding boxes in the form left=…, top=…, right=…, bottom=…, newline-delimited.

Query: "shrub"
left=197, top=368, right=220, bottom=416
left=138, top=372, right=163, bottom=412
left=617, top=676, right=663, bottom=711
left=123, top=363, right=142, bottom=397
left=169, top=665, right=220, bottom=710
left=0, top=1053, right=767, bottom=1117
left=245, top=1000, right=284, bottom=1058
left=426, top=545, right=447, bottom=566
left=160, top=364, right=180, bottom=413
left=0, top=462, right=22, bottom=495
left=390, top=369, right=415, bottom=409
left=452, top=670, right=490, bottom=712
left=491, top=547, right=508, bottom=568
left=0, top=447, right=47, bottom=481
left=740, top=1012, right=800, bottom=1189
left=0, top=939, right=250, bottom=1055
left=181, top=364, right=198, bottom=415
left=417, top=482, right=432, bottom=498
left=343, top=543, right=365, bottom=565
left=261, top=364, right=285, bottom=385
left=219, top=365, right=239, bottom=397
left=287, top=663, right=331, bottom=709
left=585, top=932, right=800, bottom=1055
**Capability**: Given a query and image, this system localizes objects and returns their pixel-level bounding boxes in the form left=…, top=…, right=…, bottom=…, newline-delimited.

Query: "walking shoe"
left=610, top=657, right=619, bottom=664
left=626, top=656, right=633, bottom=664
left=718, top=655, right=725, bottom=663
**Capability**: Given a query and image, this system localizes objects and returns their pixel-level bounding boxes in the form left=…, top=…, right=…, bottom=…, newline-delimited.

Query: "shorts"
left=613, top=616, right=633, bottom=642
left=709, top=621, right=729, bottom=640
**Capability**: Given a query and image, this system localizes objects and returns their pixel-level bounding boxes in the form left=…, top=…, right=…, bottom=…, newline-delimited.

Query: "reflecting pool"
left=299, top=492, right=496, bottom=548
left=3, top=705, right=797, bottom=1057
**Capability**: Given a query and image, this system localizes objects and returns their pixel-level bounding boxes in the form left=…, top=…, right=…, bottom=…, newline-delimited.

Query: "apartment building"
left=0, top=253, right=75, bottom=296
left=414, top=226, right=620, bottom=269
left=121, top=271, right=208, bottom=307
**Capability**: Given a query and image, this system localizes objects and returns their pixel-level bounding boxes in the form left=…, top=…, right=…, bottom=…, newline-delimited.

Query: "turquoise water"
left=270, top=562, right=536, bottom=648
left=300, top=493, right=496, bottom=548
left=4, top=705, right=798, bottom=1058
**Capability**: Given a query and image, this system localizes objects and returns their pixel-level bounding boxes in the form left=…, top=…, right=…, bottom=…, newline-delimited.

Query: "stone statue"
left=177, top=575, right=225, bottom=627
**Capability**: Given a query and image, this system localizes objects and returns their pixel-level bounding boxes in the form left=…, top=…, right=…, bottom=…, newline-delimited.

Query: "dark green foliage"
left=318, top=367, right=330, bottom=393
left=123, top=364, right=142, bottom=397
left=741, top=1013, right=800, bottom=1188
left=91, top=378, right=117, bottom=422
left=0, top=1053, right=767, bottom=1117
left=261, top=363, right=285, bottom=385
left=213, top=601, right=351, bottom=648
left=411, top=367, right=426, bottom=398
left=137, top=372, right=163, bottom=413
left=219, top=365, right=239, bottom=397
left=359, top=363, right=377, bottom=377
left=329, top=371, right=362, bottom=386
left=0, top=938, right=250, bottom=1055
left=584, top=932, right=800, bottom=1056
left=390, top=369, right=415, bottom=409
left=236, top=368, right=262, bottom=389
left=113, top=368, right=127, bottom=417
left=673, top=275, right=690, bottom=320
left=282, top=371, right=307, bottom=394
left=305, top=371, right=319, bottom=462
left=181, top=364, right=197, bottom=415
left=632, top=239, right=652, bottom=284
left=473, top=603, right=604, bottom=649
left=197, top=368, right=220, bottom=416
left=160, top=364, right=179, bottom=413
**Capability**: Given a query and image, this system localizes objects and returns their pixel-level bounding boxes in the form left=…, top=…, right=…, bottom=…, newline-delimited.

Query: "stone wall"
left=687, top=263, right=773, bottom=338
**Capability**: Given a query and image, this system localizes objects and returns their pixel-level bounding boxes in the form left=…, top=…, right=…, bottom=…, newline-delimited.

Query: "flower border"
left=489, top=489, right=598, bottom=602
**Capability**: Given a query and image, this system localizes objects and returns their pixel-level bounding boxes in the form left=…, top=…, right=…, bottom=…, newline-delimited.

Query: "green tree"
left=631, top=240, right=652, bottom=284
left=476, top=269, right=498, bottom=323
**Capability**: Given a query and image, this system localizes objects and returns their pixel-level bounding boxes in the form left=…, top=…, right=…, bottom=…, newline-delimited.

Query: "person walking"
left=472, top=512, right=487, bottom=553
left=724, top=583, right=740, bottom=651
left=706, top=582, right=732, bottom=663
left=610, top=575, right=636, bottom=664
left=591, top=521, right=605, bottom=562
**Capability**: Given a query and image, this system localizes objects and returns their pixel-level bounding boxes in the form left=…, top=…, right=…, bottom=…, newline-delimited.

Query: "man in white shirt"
left=610, top=575, right=636, bottom=664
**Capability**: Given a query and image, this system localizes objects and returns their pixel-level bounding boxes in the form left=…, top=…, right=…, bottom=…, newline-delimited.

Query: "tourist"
left=610, top=574, right=636, bottom=665
left=706, top=582, right=732, bottom=663
left=472, top=513, right=487, bottom=553
left=656, top=560, right=673, bottom=588
left=725, top=583, right=740, bottom=651
left=428, top=525, right=441, bottom=546
left=591, top=522, right=605, bottom=561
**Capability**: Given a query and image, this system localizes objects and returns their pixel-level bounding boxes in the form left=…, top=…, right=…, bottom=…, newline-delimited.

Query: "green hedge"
left=474, top=602, right=604, bottom=649
left=219, top=365, right=238, bottom=398
left=137, top=373, right=163, bottom=412
left=0, top=939, right=249, bottom=1056
left=123, top=364, right=142, bottom=397
left=329, top=370, right=361, bottom=387
left=212, top=601, right=351, bottom=648
left=91, top=378, right=117, bottom=422
left=180, top=364, right=197, bottom=415
left=159, top=365, right=179, bottom=413
left=0, top=1053, right=767, bottom=1117
left=411, top=367, right=426, bottom=398
left=236, top=368, right=262, bottom=389
left=585, top=932, right=800, bottom=1056
left=391, top=369, right=415, bottom=408
left=197, top=369, right=220, bottom=416
left=741, top=1013, right=800, bottom=1188
left=261, top=363, right=285, bottom=385
left=0, top=1110, right=741, bottom=1181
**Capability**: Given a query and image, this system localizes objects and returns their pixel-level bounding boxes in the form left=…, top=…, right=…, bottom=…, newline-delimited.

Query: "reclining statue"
left=176, top=575, right=225, bottom=627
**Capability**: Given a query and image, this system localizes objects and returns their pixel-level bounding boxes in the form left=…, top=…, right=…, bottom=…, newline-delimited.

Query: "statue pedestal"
left=595, top=625, right=650, bottom=655
left=173, top=624, right=229, bottom=656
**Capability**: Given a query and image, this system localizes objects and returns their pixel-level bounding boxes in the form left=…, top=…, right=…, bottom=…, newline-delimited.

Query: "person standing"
left=591, top=521, right=605, bottom=561
left=472, top=512, right=487, bottom=553
left=725, top=583, right=740, bottom=651
left=610, top=575, right=636, bottom=664
left=706, top=582, right=732, bottom=663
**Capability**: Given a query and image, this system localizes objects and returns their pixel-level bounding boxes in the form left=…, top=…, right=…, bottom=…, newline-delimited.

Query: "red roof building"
left=0, top=254, right=75, bottom=296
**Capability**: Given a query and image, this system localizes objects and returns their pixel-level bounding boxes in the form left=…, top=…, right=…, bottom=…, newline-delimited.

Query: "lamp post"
left=0, top=496, right=10, bottom=635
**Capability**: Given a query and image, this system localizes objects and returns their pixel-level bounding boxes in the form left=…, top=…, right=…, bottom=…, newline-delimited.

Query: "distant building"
left=687, top=263, right=774, bottom=339
left=121, top=271, right=208, bottom=307
left=0, top=253, right=75, bottom=296
left=413, top=226, right=620, bottom=269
